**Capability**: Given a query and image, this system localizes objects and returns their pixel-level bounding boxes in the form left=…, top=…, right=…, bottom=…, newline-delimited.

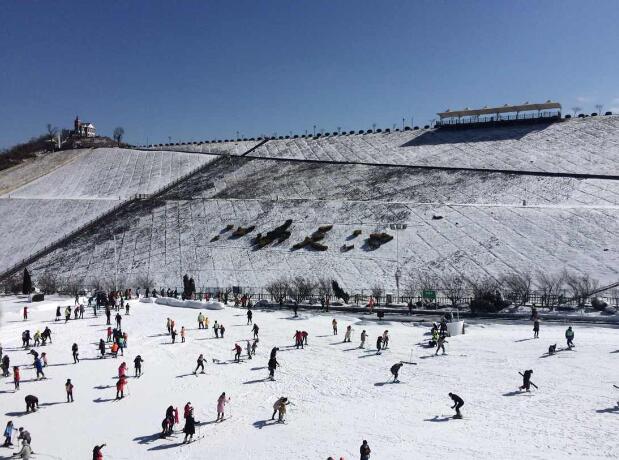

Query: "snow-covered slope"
left=0, top=297, right=617, bottom=459
left=247, top=117, right=619, bottom=176
left=5, top=148, right=213, bottom=200
left=150, top=140, right=259, bottom=156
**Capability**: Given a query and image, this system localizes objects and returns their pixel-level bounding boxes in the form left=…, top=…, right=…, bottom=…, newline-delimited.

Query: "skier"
left=565, top=326, right=575, bottom=349
left=376, top=335, right=383, bottom=354
left=519, top=369, right=534, bottom=392
left=344, top=326, right=352, bottom=343
left=13, top=366, right=20, bottom=390
left=115, top=313, right=122, bottom=329
left=55, top=306, right=61, bottom=321
left=360, top=440, right=371, bottom=460
left=533, top=319, right=540, bottom=339
left=220, top=324, right=226, bottom=338
left=181, top=326, right=186, bottom=343
left=98, top=339, right=106, bottom=358
left=360, top=330, right=367, bottom=349
left=34, top=357, right=45, bottom=379
left=79, top=304, right=85, bottom=319
left=171, top=329, right=177, bottom=344
left=197, top=312, right=204, bottom=329
left=233, top=343, right=242, bottom=363
left=382, top=330, right=389, bottom=349
left=42, top=327, right=52, bottom=345
left=116, top=375, right=126, bottom=399
left=17, top=428, right=30, bottom=447
left=166, top=318, right=172, bottom=334
left=2, top=354, right=10, bottom=377
left=277, top=397, right=290, bottom=423
left=21, top=330, right=31, bottom=349
left=184, top=402, right=193, bottom=419
left=216, top=392, right=230, bottom=421
left=194, top=354, right=206, bottom=374
left=213, top=321, right=220, bottom=338
left=72, top=343, right=80, bottom=363
left=302, top=331, right=308, bottom=346
left=25, top=395, right=39, bottom=413
left=268, top=355, right=279, bottom=380
left=65, top=379, right=74, bottom=402
left=110, top=342, right=119, bottom=358
left=133, top=355, right=144, bottom=377
left=435, top=334, right=447, bottom=355
left=106, top=327, right=112, bottom=343
left=92, top=444, right=106, bottom=460
left=272, top=397, right=288, bottom=420
left=390, top=362, right=403, bottom=383
left=449, top=392, right=464, bottom=418
left=65, top=306, right=71, bottom=323
left=182, top=409, right=196, bottom=443
left=332, top=319, right=338, bottom=335
left=247, top=309, right=253, bottom=325
left=23, top=306, right=28, bottom=320
left=246, top=340, right=252, bottom=360
left=548, top=344, right=557, bottom=355
left=294, top=330, right=304, bottom=349
left=105, top=308, right=111, bottom=326
left=251, top=339, right=258, bottom=356
left=33, top=331, right=40, bottom=347
left=3, top=420, right=13, bottom=447
left=252, top=323, right=259, bottom=339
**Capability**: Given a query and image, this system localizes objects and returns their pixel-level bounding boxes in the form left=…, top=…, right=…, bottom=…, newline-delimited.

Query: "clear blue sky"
left=1, top=0, right=618, bottom=148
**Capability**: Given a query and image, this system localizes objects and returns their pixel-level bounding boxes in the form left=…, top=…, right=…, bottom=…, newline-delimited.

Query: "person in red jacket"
left=13, top=366, right=20, bottom=390
left=118, top=362, right=127, bottom=378
left=116, top=376, right=126, bottom=399
left=23, top=306, right=28, bottom=320
left=294, top=330, right=304, bottom=349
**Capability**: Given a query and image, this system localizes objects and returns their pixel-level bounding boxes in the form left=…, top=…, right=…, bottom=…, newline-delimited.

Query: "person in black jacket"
left=247, top=309, right=253, bottom=325
left=449, top=393, right=464, bottom=417
left=268, top=356, right=279, bottom=380
left=25, top=395, right=39, bottom=413
left=520, top=370, right=533, bottom=391
left=390, top=362, right=403, bottom=382
left=72, top=343, right=79, bottom=363
left=133, top=355, right=144, bottom=377
left=183, top=410, right=196, bottom=443
left=360, top=440, right=371, bottom=460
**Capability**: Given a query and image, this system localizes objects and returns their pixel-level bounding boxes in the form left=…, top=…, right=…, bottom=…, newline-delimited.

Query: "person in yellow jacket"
left=203, top=316, right=209, bottom=329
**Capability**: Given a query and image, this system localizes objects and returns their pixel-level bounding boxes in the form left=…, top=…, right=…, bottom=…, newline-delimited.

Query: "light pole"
left=389, top=223, right=407, bottom=302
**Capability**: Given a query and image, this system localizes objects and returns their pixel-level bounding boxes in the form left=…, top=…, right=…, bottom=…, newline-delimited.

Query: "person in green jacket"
left=565, top=327, right=575, bottom=349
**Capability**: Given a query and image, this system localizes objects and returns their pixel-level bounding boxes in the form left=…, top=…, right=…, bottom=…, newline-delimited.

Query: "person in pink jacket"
left=216, top=392, right=230, bottom=421
left=118, top=362, right=127, bottom=378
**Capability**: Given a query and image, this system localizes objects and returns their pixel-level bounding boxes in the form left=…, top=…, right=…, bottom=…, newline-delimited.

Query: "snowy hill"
left=0, top=297, right=617, bottom=459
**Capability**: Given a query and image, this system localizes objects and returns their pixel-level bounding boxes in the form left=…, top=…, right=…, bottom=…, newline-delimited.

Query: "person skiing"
left=247, top=309, right=253, bottom=325
left=34, top=357, right=44, bottom=379
left=216, top=392, right=230, bottom=421
left=116, top=375, right=126, bottom=399
left=115, top=313, right=122, bottom=329
left=166, top=318, right=172, bottom=334
left=25, top=395, right=39, bottom=413
left=220, top=324, right=226, bottom=338
left=98, top=339, right=106, bottom=358
left=390, top=362, right=403, bottom=383
left=270, top=347, right=279, bottom=360
left=213, top=321, right=220, bottom=338
left=332, top=319, right=338, bottom=335
left=197, top=312, right=204, bottom=329
left=520, top=369, right=534, bottom=392
left=105, top=307, right=111, bottom=326
left=42, top=327, right=52, bottom=345
left=360, top=330, right=367, bottom=349
left=533, top=319, right=540, bottom=339
left=565, top=326, right=575, bottom=349
left=344, top=326, right=352, bottom=343
left=435, top=334, right=447, bottom=355
left=65, top=379, right=74, bottom=402
left=382, top=330, right=390, bottom=349
left=376, top=335, right=383, bottom=354
left=277, top=397, right=290, bottom=423
left=246, top=340, right=253, bottom=360
left=449, top=392, right=464, bottom=418
left=55, top=306, right=61, bottom=321
left=23, top=306, right=28, bottom=321
left=272, top=397, right=288, bottom=420
left=268, top=355, right=279, bottom=380
left=110, top=342, right=119, bottom=358
left=252, top=323, right=259, bottom=339
left=251, top=339, right=258, bottom=356
left=13, top=366, right=20, bottom=390
left=92, top=443, right=106, bottom=460
left=203, top=315, right=209, bottom=329
left=32, top=331, right=40, bottom=347
left=65, top=306, right=71, bottom=323
left=194, top=354, right=206, bottom=374
left=72, top=343, right=79, bottom=363
left=360, top=440, right=371, bottom=460
left=294, top=330, right=304, bottom=349
left=133, top=355, right=144, bottom=377
left=180, top=326, right=186, bottom=343
left=171, top=329, right=177, bottom=344
left=106, top=327, right=112, bottom=343
left=17, top=428, right=30, bottom=446
left=233, top=343, right=242, bottom=363
left=182, top=409, right=196, bottom=443
left=3, top=420, right=13, bottom=447
left=302, top=331, right=308, bottom=346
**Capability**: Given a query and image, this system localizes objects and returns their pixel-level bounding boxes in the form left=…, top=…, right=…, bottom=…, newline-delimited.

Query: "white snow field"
left=0, top=296, right=617, bottom=459
left=246, top=116, right=619, bottom=176
left=149, top=140, right=259, bottom=156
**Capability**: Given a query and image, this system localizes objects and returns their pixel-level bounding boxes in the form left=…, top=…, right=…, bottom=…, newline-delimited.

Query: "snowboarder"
left=533, top=319, right=540, bottom=339
left=134, top=355, right=144, bottom=377
left=268, top=356, right=279, bottom=380
left=449, top=392, right=464, bottom=418
left=435, top=334, right=447, bottom=355
left=376, top=335, right=383, bottom=354
left=183, top=409, right=196, bottom=443
left=344, top=326, right=352, bottom=343
left=360, top=440, right=371, bottom=460
left=92, top=443, right=106, bottom=460
left=72, top=343, right=79, bottom=363
left=65, top=379, right=74, bottom=402
left=116, top=375, right=126, bottom=399
left=25, top=395, right=39, bottom=413
left=382, top=330, right=389, bottom=349
left=233, top=343, right=242, bottom=363
left=519, top=369, right=534, bottom=392
left=194, top=354, right=206, bottom=374
left=332, top=319, right=338, bottom=335
left=13, top=366, right=20, bottom=390
left=390, top=362, right=403, bottom=383
left=565, top=326, right=575, bottom=349
left=247, top=309, right=253, bottom=325
left=217, top=392, right=230, bottom=421
left=360, top=330, right=367, bottom=349
left=252, top=323, right=259, bottom=339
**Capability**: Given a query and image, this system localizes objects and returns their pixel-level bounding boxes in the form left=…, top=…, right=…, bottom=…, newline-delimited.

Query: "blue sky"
left=1, top=0, right=618, bottom=148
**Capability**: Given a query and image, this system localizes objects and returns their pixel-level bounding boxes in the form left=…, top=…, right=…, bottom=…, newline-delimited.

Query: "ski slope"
left=0, top=296, right=617, bottom=459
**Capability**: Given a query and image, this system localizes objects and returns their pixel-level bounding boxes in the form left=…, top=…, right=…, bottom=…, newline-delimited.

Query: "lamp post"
left=389, top=223, right=407, bottom=302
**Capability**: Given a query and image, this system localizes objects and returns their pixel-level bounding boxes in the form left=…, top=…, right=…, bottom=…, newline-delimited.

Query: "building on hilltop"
left=74, top=116, right=96, bottom=138
left=436, top=101, right=562, bottom=128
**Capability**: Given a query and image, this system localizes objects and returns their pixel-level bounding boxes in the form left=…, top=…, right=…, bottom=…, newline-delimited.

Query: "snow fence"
left=152, top=297, right=224, bottom=310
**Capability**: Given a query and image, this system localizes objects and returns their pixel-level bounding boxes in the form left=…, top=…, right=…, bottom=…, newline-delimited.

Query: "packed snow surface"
left=0, top=296, right=617, bottom=459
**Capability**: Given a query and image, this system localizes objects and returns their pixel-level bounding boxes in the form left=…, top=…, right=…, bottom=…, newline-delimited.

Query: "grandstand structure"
left=0, top=115, right=617, bottom=292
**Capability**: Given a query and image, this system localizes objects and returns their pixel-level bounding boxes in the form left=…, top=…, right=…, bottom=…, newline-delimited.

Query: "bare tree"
left=316, top=278, right=333, bottom=299
left=595, top=103, right=603, bottom=114
left=441, top=273, right=466, bottom=307
left=501, top=271, right=532, bottom=306
left=266, top=277, right=289, bottom=304
left=571, top=106, right=582, bottom=116
left=113, top=127, right=125, bottom=146
left=371, top=284, right=384, bottom=304
left=535, top=271, right=565, bottom=309
left=37, top=271, right=58, bottom=294
left=0, top=273, right=22, bottom=294
left=46, top=123, right=58, bottom=140
left=61, top=276, right=85, bottom=297
left=563, top=271, right=599, bottom=307
left=134, top=273, right=155, bottom=291
left=287, top=276, right=315, bottom=304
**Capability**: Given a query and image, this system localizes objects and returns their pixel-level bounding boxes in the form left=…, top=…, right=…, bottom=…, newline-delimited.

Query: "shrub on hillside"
left=351, top=229, right=362, bottom=238
left=210, top=235, right=220, bottom=242
left=340, top=244, right=354, bottom=252
left=366, top=232, right=393, bottom=249
left=310, top=241, right=328, bottom=251
left=468, top=276, right=510, bottom=314
left=254, top=220, right=293, bottom=249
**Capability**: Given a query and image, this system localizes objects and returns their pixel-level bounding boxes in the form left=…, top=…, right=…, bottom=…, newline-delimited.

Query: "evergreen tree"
left=22, top=268, right=32, bottom=295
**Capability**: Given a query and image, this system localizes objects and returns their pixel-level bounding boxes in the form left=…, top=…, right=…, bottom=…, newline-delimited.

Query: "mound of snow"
left=154, top=297, right=224, bottom=310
